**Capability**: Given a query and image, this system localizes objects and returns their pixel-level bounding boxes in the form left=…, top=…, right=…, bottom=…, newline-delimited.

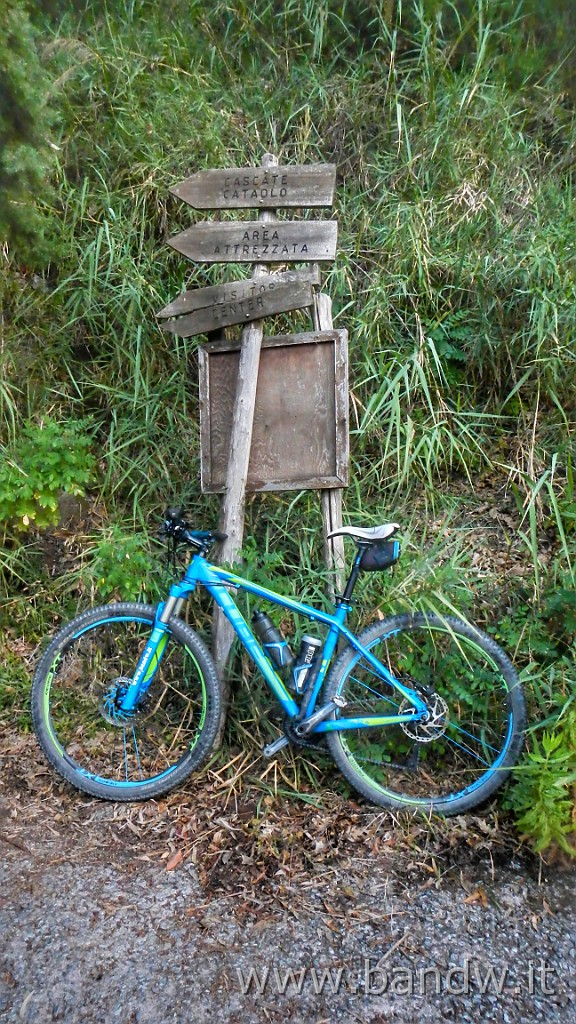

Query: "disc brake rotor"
left=399, top=693, right=449, bottom=742
left=100, top=678, right=136, bottom=727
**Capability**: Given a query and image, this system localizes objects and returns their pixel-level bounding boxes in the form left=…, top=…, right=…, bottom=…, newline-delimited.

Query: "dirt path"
left=1, top=736, right=574, bottom=1024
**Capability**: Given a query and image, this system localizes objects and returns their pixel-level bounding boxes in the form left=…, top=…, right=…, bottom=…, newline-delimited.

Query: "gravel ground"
left=1, top=798, right=574, bottom=1024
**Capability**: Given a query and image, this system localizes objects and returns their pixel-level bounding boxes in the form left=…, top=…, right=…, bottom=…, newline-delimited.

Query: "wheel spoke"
left=347, top=674, right=402, bottom=709
left=122, top=727, right=129, bottom=781
left=440, top=730, right=492, bottom=768
left=444, top=719, right=505, bottom=760
left=131, top=725, right=143, bottom=779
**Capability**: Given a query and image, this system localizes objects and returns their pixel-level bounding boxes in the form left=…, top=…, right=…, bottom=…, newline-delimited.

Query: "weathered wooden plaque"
left=157, top=268, right=320, bottom=319
left=199, top=330, right=349, bottom=493
left=171, top=164, right=336, bottom=209
left=157, top=269, right=318, bottom=338
left=168, top=220, right=338, bottom=264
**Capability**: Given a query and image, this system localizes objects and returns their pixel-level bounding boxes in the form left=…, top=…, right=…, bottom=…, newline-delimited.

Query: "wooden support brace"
left=313, top=287, right=346, bottom=596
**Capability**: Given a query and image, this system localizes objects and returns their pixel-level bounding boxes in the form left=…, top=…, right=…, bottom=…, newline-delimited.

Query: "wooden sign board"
left=160, top=279, right=313, bottom=338
left=167, top=220, right=338, bottom=264
left=171, top=164, right=336, bottom=209
left=157, top=268, right=320, bottom=338
left=199, top=330, right=349, bottom=493
left=157, top=268, right=320, bottom=318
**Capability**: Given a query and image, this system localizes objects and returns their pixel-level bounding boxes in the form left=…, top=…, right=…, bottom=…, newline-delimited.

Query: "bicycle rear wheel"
left=322, top=613, right=525, bottom=816
left=32, top=603, right=221, bottom=801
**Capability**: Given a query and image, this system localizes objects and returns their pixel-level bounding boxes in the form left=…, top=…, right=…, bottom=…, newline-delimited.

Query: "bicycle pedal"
left=262, top=735, right=291, bottom=758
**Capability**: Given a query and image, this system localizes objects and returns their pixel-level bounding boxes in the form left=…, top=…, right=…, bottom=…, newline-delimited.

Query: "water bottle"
left=291, top=635, right=322, bottom=694
left=252, top=610, right=294, bottom=669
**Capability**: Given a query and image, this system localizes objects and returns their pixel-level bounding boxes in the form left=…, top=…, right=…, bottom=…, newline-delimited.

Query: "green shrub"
left=508, top=710, right=576, bottom=858
left=82, top=524, right=159, bottom=602
left=0, top=418, right=95, bottom=531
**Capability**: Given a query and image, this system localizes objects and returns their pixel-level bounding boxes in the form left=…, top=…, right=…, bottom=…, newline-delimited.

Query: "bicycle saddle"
left=326, top=523, right=400, bottom=542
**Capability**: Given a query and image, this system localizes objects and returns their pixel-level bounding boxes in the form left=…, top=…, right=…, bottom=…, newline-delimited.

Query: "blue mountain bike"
left=32, top=508, right=525, bottom=816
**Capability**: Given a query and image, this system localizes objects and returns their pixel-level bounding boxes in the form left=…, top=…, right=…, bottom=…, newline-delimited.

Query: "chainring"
left=283, top=716, right=326, bottom=750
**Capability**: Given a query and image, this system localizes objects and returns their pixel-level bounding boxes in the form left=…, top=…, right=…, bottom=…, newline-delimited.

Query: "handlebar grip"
left=181, top=528, right=203, bottom=548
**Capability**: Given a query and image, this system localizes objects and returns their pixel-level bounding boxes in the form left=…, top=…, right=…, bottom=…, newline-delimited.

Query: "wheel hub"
left=100, top=678, right=135, bottom=727
left=399, top=693, right=449, bottom=742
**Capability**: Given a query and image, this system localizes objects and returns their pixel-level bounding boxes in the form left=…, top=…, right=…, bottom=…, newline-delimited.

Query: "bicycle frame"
left=119, top=552, right=429, bottom=732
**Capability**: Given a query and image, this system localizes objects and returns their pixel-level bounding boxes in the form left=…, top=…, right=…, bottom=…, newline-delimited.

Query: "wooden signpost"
left=158, top=273, right=316, bottom=337
left=157, top=267, right=320, bottom=319
left=170, top=163, right=337, bottom=209
left=167, top=220, right=338, bottom=264
left=161, top=153, right=347, bottom=735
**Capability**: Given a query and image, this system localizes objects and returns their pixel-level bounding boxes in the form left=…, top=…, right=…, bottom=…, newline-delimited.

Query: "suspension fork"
left=118, top=592, right=186, bottom=713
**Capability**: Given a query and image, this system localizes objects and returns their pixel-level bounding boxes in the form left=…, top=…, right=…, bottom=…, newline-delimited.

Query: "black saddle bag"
left=359, top=540, right=400, bottom=572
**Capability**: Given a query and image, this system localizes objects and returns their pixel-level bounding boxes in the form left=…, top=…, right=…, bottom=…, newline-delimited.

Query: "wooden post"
left=313, top=287, right=346, bottom=596
left=211, top=153, right=278, bottom=737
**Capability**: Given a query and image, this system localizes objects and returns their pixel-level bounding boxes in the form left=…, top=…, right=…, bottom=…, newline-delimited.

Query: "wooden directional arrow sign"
left=159, top=277, right=314, bottom=338
left=170, top=164, right=336, bottom=209
left=167, top=220, right=338, bottom=263
left=157, top=267, right=320, bottom=319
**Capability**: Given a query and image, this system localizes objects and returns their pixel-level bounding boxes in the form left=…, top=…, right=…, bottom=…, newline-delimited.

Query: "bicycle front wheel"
left=32, top=603, right=222, bottom=801
left=323, top=613, right=525, bottom=816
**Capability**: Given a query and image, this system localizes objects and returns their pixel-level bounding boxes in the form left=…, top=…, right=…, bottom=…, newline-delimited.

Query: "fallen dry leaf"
left=464, top=888, right=488, bottom=907
left=166, top=849, right=183, bottom=871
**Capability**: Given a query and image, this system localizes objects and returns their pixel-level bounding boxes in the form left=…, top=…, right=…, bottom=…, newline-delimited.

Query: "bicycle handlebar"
left=161, top=508, right=227, bottom=551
